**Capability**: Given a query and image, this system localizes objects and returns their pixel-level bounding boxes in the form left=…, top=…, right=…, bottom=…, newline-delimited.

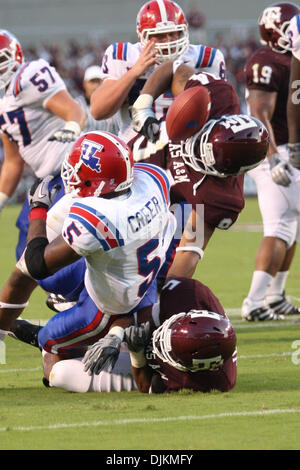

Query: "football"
left=166, top=86, right=211, bottom=142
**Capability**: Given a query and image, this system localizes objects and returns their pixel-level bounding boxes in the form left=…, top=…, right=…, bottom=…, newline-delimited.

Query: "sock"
left=247, top=270, right=273, bottom=302
left=265, top=271, right=289, bottom=298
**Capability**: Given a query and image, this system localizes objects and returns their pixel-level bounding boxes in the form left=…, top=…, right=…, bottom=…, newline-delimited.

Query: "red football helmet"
left=258, top=2, right=300, bottom=53
left=181, top=114, right=269, bottom=177
left=0, top=29, right=23, bottom=90
left=61, top=131, right=134, bottom=197
left=152, top=310, right=236, bottom=372
left=136, top=0, right=189, bottom=62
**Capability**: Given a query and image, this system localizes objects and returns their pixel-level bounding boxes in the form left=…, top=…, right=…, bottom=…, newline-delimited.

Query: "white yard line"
left=0, top=409, right=299, bottom=433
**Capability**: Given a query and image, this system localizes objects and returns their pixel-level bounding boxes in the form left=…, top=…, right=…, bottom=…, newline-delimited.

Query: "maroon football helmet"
left=0, top=29, right=23, bottom=90
left=258, top=2, right=300, bottom=53
left=181, top=114, right=269, bottom=177
left=61, top=131, right=134, bottom=197
left=152, top=310, right=236, bottom=372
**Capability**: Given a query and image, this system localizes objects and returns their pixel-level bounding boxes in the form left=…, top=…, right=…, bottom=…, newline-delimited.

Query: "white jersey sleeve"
left=11, top=59, right=66, bottom=108
left=183, top=44, right=226, bottom=80
left=99, top=42, right=141, bottom=81
left=288, top=14, right=300, bottom=61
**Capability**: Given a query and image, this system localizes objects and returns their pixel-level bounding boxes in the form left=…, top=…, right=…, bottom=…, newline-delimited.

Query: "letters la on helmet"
left=0, top=29, right=23, bottom=90
left=61, top=131, right=134, bottom=197
left=152, top=310, right=236, bottom=372
left=136, top=0, right=189, bottom=62
left=181, top=114, right=269, bottom=178
left=258, top=2, right=300, bottom=53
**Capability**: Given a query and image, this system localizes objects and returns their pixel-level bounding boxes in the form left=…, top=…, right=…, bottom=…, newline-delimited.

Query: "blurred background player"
left=287, top=12, right=300, bottom=167
left=0, top=29, right=85, bottom=259
left=0, top=130, right=176, bottom=376
left=242, top=2, right=300, bottom=321
left=76, top=65, right=120, bottom=134
left=89, top=0, right=226, bottom=144
left=9, top=278, right=237, bottom=394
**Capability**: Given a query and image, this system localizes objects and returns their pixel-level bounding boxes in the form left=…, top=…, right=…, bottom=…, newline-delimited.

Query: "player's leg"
left=242, top=161, right=299, bottom=320
left=264, top=241, right=300, bottom=315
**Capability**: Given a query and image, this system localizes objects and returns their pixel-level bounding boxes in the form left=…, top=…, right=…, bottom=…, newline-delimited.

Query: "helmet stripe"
left=13, top=62, right=28, bottom=96
left=157, top=0, right=167, bottom=22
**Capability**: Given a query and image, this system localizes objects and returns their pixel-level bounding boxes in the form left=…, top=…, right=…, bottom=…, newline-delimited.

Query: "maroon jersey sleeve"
left=184, top=73, right=241, bottom=117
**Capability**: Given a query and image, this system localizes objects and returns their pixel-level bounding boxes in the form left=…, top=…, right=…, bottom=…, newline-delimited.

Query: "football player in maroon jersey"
left=124, top=277, right=237, bottom=394
left=130, top=60, right=269, bottom=281
left=243, top=2, right=300, bottom=321
left=9, top=277, right=237, bottom=394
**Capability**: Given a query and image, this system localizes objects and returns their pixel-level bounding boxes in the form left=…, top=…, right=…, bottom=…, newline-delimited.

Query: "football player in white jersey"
left=90, top=0, right=226, bottom=144
left=0, top=30, right=85, bottom=259
left=287, top=13, right=300, bottom=169
left=0, top=130, right=176, bottom=376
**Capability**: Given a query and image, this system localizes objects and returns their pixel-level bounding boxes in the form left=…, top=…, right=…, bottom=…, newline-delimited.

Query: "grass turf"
left=0, top=200, right=300, bottom=451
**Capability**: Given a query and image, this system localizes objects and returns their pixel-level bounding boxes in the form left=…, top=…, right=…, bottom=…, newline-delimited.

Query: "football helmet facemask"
left=136, top=0, right=189, bottom=63
left=180, top=114, right=269, bottom=178
left=152, top=310, right=236, bottom=372
left=258, top=2, right=300, bottom=53
left=61, top=131, right=134, bottom=197
left=0, top=30, right=23, bottom=90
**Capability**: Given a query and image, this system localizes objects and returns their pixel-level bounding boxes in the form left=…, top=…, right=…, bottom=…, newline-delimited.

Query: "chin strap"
left=0, top=301, right=29, bottom=309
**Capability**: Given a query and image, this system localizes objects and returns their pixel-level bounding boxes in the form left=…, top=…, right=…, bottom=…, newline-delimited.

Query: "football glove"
left=131, top=94, right=160, bottom=143
left=269, top=153, right=293, bottom=187
left=123, top=321, right=152, bottom=352
left=28, top=175, right=61, bottom=210
left=288, top=142, right=300, bottom=169
left=48, top=121, right=81, bottom=143
left=82, top=334, right=122, bottom=375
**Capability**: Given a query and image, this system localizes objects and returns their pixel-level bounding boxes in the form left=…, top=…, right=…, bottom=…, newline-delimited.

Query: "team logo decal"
left=259, top=7, right=281, bottom=28
left=80, top=138, right=103, bottom=173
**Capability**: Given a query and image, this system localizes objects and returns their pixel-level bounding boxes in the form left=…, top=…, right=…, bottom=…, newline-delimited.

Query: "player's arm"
left=0, top=133, right=25, bottom=211
left=167, top=208, right=214, bottom=279
left=90, top=41, right=158, bottom=120
left=45, top=89, right=85, bottom=143
left=287, top=56, right=300, bottom=169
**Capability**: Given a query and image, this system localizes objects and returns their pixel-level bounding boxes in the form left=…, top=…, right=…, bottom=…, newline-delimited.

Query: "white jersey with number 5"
left=0, top=58, right=70, bottom=177
left=288, top=14, right=300, bottom=60
left=61, top=164, right=176, bottom=315
left=100, top=41, right=226, bottom=142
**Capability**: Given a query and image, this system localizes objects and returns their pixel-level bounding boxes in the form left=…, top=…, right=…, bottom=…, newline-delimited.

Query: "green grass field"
left=1, top=200, right=300, bottom=451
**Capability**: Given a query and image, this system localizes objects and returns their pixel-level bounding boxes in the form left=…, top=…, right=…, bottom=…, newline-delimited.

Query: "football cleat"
left=8, top=319, right=42, bottom=348
left=266, top=292, right=300, bottom=316
left=46, top=293, right=77, bottom=313
left=241, top=298, right=284, bottom=321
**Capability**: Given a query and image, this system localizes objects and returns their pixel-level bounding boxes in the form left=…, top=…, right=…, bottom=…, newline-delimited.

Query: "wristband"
left=29, top=207, right=47, bottom=221
left=64, top=121, right=81, bottom=136
left=0, top=301, right=29, bottom=308
left=176, top=246, right=204, bottom=259
left=109, top=326, right=124, bottom=341
left=129, top=349, right=147, bottom=368
left=0, top=192, right=9, bottom=211
left=134, top=94, right=154, bottom=110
